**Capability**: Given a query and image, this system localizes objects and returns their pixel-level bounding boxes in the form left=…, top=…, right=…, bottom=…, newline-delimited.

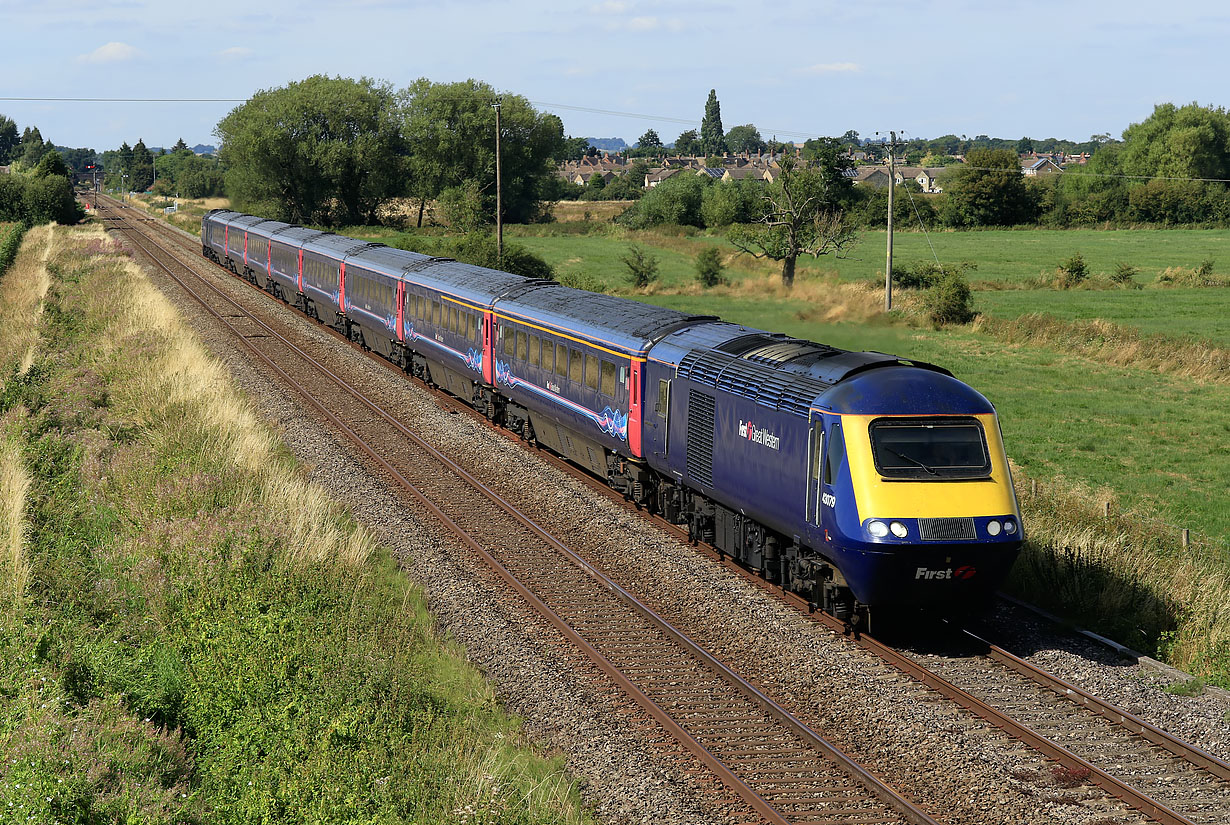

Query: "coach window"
left=585, top=354, right=599, bottom=390
left=516, top=331, right=528, bottom=360
left=554, top=343, right=567, bottom=377
left=569, top=348, right=583, bottom=384
left=503, top=326, right=515, bottom=356
left=529, top=335, right=541, bottom=367
left=600, top=360, right=617, bottom=397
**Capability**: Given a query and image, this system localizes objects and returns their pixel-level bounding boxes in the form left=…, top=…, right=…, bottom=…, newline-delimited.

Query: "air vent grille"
left=918, top=517, right=977, bottom=542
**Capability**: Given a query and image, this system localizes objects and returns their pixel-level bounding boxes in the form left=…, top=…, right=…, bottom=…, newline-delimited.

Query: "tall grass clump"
left=0, top=440, right=30, bottom=608
left=0, top=225, right=590, bottom=824
left=0, top=221, right=29, bottom=276
left=975, top=313, right=1230, bottom=385
left=1008, top=471, right=1230, bottom=687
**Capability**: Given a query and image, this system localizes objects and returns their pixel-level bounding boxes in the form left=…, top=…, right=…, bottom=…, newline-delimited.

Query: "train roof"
left=494, top=284, right=712, bottom=356
left=300, top=232, right=378, bottom=260
left=651, top=320, right=954, bottom=416
left=399, top=258, right=548, bottom=309
left=344, top=245, right=435, bottom=280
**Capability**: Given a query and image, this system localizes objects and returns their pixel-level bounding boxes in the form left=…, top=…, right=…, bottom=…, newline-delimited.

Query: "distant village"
left=558, top=147, right=1089, bottom=195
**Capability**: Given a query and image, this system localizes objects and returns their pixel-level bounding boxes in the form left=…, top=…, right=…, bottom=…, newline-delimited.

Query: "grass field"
left=822, top=227, right=1230, bottom=284
left=973, top=288, right=1230, bottom=345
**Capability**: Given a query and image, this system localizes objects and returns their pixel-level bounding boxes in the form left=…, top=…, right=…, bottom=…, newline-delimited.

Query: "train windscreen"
left=868, top=417, right=991, bottom=480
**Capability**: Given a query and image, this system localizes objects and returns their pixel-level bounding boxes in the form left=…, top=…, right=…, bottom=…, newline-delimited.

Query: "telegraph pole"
left=884, top=130, right=899, bottom=311
left=492, top=98, right=503, bottom=264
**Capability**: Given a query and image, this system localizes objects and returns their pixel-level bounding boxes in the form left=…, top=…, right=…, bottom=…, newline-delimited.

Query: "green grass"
left=0, top=226, right=590, bottom=825
left=822, top=227, right=1230, bottom=284
left=974, top=288, right=1230, bottom=346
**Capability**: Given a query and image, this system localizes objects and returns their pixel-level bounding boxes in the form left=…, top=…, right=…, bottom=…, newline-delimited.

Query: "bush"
left=922, top=269, right=975, bottom=326
left=448, top=232, right=555, bottom=280
left=620, top=244, right=659, bottom=288
left=695, top=246, right=724, bottom=287
left=618, top=173, right=707, bottom=229
left=0, top=221, right=28, bottom=275
left=436, top=180, right=489, bottom=233
left=1056, top=251, right=1089, bottom=288
left=1111, top=261, right=1139, bottom=284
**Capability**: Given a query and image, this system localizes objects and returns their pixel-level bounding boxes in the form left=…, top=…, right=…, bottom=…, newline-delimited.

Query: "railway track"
left=93, top=196, right=941, bottom=824
left=93, top=197, right=1230, bottom=824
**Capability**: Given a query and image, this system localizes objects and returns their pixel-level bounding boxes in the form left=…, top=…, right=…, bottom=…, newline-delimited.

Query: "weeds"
left=1163, top=678, right=1205, bottom=697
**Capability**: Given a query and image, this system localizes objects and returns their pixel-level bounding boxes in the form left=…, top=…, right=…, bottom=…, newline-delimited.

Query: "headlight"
left=987, top=520, right=1002, bottom=537
left=867, top=520, right=889, bottom=538
left=889, top=521, right=908, bottom=538
left=1004, top=519, right=1018, bottom=535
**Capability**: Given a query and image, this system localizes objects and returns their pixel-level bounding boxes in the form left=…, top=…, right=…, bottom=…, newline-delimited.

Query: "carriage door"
left=481, top=313, right=494, bottom=384
left=807, top=418, right=824, bottom=525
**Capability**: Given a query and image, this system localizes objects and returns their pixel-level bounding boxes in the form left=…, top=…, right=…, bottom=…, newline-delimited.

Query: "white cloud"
left=796, top=62, right=860, bottom=74
left=628, top=16, right=658, bottom=30
left=77, top=42, right=141, bottom=64
left=590, top=1, right=630, bottom=13
left=219, top=46, right=253, bottom=60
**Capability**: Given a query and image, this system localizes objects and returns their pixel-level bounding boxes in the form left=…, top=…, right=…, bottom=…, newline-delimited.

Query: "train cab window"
left=516, top=331, right=528, bottom=360
left=868, top=417, right=991, bottom=480
left=600, top=361, right=616, bottom=397
left=823, top=423, right=845, bottom=486
left=569, top=348, right=583, bottom=384
left=554, top=343, right=567, bottom=377
left=529, top=335, right=541, bottom=367
left=584, top=354, right=599, bottom=390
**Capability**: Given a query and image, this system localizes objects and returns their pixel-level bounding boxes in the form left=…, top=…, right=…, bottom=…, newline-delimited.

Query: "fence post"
left=1182, top=529, right=1190, bottom=548
left=1103, top=501, right=1110, bottom=519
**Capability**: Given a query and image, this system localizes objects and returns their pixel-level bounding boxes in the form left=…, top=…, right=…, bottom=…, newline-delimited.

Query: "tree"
left=725, top=124, right=765, bottom=155
left=559, top=136, right=590, bottom=162
left=620, top=244, right=659, bottom=288
left=699, top=89, right=725, bottom=156
left=1017, top=136, right=1034, bottom=154
left=637, top=129, right=663, bottom=150
left=32, top=150, right=69, bottom=179
left=674, top=129, right=700, bottom=156
left=728, top=157, right=857, bottom=287
left=130, top=139, right=154, bottom=192
left=217, top=75, right=408, bottom=225
left=1119, top=101, right=1230, bottom=182
left=0, top=115, right=18, bottom=165
left=939, top=147, right=1033, bottom=226
left=695, top=246, right=724, bottom=287
left=840, top=129, right=860, bottom=146
left=172, top=137, right=190, bottom=154
left=400, top=78, right=564, bottom=226
left=18, top=126, right=50, bottom=168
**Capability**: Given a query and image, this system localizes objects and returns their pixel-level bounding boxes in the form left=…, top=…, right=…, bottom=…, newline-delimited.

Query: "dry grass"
left=974, top=312, right=1230, bottom=385
left=97, top=247, right=373, bottom=571
left=0, top=224, right=55, bottom=374
left=0, top=439, right=30, bottom=608
left=550, top=200, right=633, bottom=222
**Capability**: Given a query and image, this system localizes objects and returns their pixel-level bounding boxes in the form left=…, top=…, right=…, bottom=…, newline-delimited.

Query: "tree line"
left=215, top=75, right=566, bottom=228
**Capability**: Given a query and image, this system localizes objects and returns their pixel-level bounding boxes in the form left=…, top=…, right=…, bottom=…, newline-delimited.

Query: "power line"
left=0, top=96, right=245, bottom=103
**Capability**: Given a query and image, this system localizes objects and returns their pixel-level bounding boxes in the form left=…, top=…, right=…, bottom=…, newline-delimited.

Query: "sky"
left=4, top=0, right=1230, bottom=153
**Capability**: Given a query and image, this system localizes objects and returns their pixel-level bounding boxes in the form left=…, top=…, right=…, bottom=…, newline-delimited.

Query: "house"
left=1021, top=156, right=1063, bottom=176
left=893, top=167, right=948, bottom=193
left=646, top=168, right=680, bottom=187
left=569, top=170, right=617, bottom=187
left=720, top=166, right=764, bottom=183
left=853, top=167, right=891, bottom=188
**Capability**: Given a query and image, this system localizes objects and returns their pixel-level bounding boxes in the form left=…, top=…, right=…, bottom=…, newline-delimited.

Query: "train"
left=201, top=209, right=1024, bottom=627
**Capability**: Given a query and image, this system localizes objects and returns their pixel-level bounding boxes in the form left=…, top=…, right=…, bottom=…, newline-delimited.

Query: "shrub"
left=0, top=222, right=28, bottom=275
left=620, top=243, right=659, bottom=288
left=1056, top=251, right=1089, bottom=288
left=1111, top=261, right=1139, bottom=285
left=695, top=246, right=724, bottom=288
left=922, top=269, right=975, bottom=326
left=447, top=233, right=555, bottom=281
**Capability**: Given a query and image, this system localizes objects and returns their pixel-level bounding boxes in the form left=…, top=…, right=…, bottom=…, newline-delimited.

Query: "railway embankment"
left=0, top=223, right=589, bottom=823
